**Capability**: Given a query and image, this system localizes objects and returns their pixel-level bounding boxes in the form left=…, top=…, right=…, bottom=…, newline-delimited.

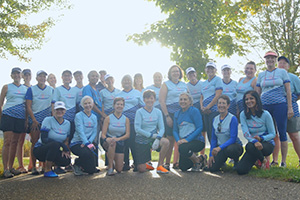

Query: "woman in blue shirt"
left=0, top=67, right=27, bottom=178
left=101, top=97, right=130, bottom=175
left=33, top=101, right=71, bottom=178
left=256, top=51, right=293, bottom=167
left=70, top=96, right=98, bottom=175
left=208, top=95, right=243, bottom=172
left=236, top=91, right=275, bottom=175
left=221, top=65, right=237, bottom=116
left=173, top=93, right=205, bottom=172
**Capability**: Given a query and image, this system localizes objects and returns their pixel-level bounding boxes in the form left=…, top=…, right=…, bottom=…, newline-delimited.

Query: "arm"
left=205, top=89, right=222, bottom=110
left=157, top=110, right=165, bottom=139
left=259, top=112, right=276, bottom=142
left=240, top=112, right=258, bottom=143
left=209, top=121, right=218, bottom=157
left=0, top=85, right=8, bottom=120
left=134, top=110, right=153, bottom=138
left=159, top=83, right=172, bottom=127
left=219, top=116, right=238, bottom=149
left=172, top=114, right=180, bottom=142
left=200, top=94, right=204, bottom=110
left=185, top=108, right=203, bottom=142
left=251, top=77, right=257, bottom=91
left=74, top=113, right=90, bottom=145
left=284, top=82, right=294, bottom=119
left=26, top=99, right=40, bottom=131
left=255, top=75, right=262, bottom=95
left=101, top=116, right=110, bottom=139
left=117, top=117, right=130, bottom=141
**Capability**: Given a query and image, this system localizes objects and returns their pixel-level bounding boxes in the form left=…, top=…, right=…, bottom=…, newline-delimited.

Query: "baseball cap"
left=278, top=56, right=290, bottom=64
left=186, top=67, right=196, bottom=74
left=36, top=70, right=47, bottom=76
left=104, top=74, right=113, bottom=80
left=54, top=101, right=66, bottom=110
left=221, top=64, right=231, bottom=70
left=22, top=69, right=31, bottom=75
left=11, top=67, right=22, bottom=74
left=264, top=51, right=278, bottom=58
left=73, top=70, right=82, bottom=76
left=205, top=62, right=217, bottom=69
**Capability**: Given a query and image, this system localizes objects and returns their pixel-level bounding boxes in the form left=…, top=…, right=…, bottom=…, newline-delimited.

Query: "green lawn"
left=1, top=141, right=300, bottom=182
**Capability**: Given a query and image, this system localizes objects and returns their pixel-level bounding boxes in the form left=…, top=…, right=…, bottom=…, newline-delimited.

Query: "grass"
left=1, top=140, right=300, bottom=182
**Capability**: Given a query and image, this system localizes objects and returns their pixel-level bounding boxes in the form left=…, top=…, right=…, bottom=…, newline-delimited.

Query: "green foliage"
left=0, top=0, right=71, bottom=61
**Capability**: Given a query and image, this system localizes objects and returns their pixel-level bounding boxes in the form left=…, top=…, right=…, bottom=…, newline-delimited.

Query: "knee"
left=49, top=142, right=61, bottom=150
left=279, top=132, right=287, bottom=142
left=289, top=132, right=299, bottom=141
left=245, top=143, right=255, bottom=152
left=160, top=138, right=169, bottom=148
left=137, top=164, right=146, bottom=173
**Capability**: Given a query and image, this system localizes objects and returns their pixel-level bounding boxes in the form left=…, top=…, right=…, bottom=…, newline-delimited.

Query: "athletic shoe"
left=270, top=161, right=279, bottom=167
left=54, top=167, right=66, bottom=174
left=157, top=165, right=169, bottom=174
left=173, top=162, right=179, bottom=169
left=17, top=167, right=28, bottom=173
left=44, top=171, right=58, bottom=178
left=10, top=168, right=21, bottom=176
left=146, top=162, right=155, bottom=170
left=65, top=165, right=73, bottom=172
left=163, top=163, right=170, bottom=171
left=3, top=169, right=14, bottom=178
left=280, top=162, right=287, bottom=168
left=255, top=160, right=262, bottom=169
left=261, top=159, right=270, bottom=170
left=31, top=167, right=40, bottom=175
left=106, top=168, right=115, bottom=176
left=228, top=159, right=235, bottom=164
left=199, top=155, right=207, bottom=169
left=73, top=165, right=87, bottom=176
left=191, top=163, right=201, bottom=172
left=122, top=165, right=131, bottom=171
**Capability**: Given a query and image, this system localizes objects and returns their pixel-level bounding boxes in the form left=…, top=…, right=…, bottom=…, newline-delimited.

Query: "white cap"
left=205, top=62, right=217, bottom=69
left=54, top=101, right=66, bottom=110
left=36, top=70, right=47, bottom=76
left=186, top=67, right=196, bottom=74
left=221, top=64, right=231, bottom=70
left=104, top=74, right=113, bottom=81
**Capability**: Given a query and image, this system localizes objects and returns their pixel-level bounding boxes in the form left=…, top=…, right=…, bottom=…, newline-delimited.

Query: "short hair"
left=73, top=70, right=82, bottom=76
left=87, top=70, right=99, bottom=79
left=143, top=89, right=156, bottom=99
left=99, top=70, right=107, bottom=75
left=180, top=92, right=193, bottom=106
left=168, top=65, right=184, bottom=80
left=62, top=70, right=72, bottom=76
left=80, top=95, right=94, bottom=108
left=113, top=97, right=125, bottom=106
left=245, top=61, right=256, bottom=70
left=218, top=95, right=230, bottom=105
left=121, top=74, right=133, bottom=88
left=243, top=90, right=263, bottom=119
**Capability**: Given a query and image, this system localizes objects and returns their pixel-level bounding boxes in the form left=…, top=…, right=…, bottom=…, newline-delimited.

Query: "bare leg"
left=107, top=142, right=116, bottom=170
left=2, top=131, right=13, bottom=170
left=16, top=133, right=26, bottom=169
left=8, top=133, right=21, bottom=169
left=158, top=138, right=169, bottom=166
left=114, top=153, right=124, bottom=173
left=137, top=164, right=147, bottom=173
left=189, top=153, right=200, bottom=164
left=289, top=132, right=300, bottom=160
left=172, top=142, right=179, bottom=165
left=165, top=136, right=175, bottom=164
left=30, top=130, right=40, bottom=170
left=44, top=161, right=53, bottom=172
left=281, top=141, right=288, bottom=164
left=272, top=134, right=280, bottom=163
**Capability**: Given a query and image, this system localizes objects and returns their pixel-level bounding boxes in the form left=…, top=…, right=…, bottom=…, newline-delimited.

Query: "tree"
left=0, top=0, right=71, bottom=62
left=248, top=0, right=300, bottom=73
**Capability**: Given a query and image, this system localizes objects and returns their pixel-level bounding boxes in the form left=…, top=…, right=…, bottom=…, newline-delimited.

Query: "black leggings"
left=33, top=142, right=70, bottom=167
left=178, top=140, right=205, bottom=171
left=202, top=111, right=219, bottom=144
left=124, top=124, right=137, bottom=167
left=236, top=142, right=274, bottom=175
left=209, top=144, right=243, bottom=172
left=71, top=144, right=97, bottom=174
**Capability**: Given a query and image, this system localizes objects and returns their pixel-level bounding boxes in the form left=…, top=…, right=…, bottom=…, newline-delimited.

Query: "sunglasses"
left=217, top=122, right=222, bottom=132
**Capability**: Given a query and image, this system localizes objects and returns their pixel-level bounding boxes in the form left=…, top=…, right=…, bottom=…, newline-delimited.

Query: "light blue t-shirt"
left=222, top=79, right=237, bottom=115
left=117, top=89, right=144, bottom=124
left=236, top=77, right=256, bottom=109
left=100, top=88, right=121, bottom=115
left=2, top=83, right=27, bottom=119
left=134, top=107, right=164, bottom=144
left=143, top=85, right=161, bottom=108
left=70, top=111, right=98, bottom=147
left=187, top=81, right=202, bottom=109
left=240, top=110, right=275, bottom=145
left=173, top=106, right=204, bottom=143
left=82, top=84, right=102, bottom=120
left=164, top=80, right=188, bottom=114
left=107, top=113, right=127, bottom=138
left=201, top=76, right=223, bottom=112
left=256, top=68, right=290, bottom=105
left=73, top=86, right=84, bottom=111
left=53, top=86, right=77, bottom=122
left=25, top=85, right=53, bottom=123
left=288, top=73, right=300, bottom=117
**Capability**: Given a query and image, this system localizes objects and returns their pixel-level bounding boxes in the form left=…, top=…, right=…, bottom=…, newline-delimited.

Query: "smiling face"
left=88, top=71, right=99, bottom=85
left=83, top=98, right=93, bottom=112
left=54, top=108, right=66, bottom=118
left=217, top=98, right=229, bottom=114
left=114, top=100, right=124, bottom=113
left=62, top=72, right=72, bottom=85
left=244, top=93, right=257, bottom=110
left=205, top=66, right=216, bottom=78
left=22, top=73, right=32, bottom=83
left=153, top=72, right=162, bottom=86
left=244, top=64, right=256, bottom=78
left=222, top=68, right=231, bottom=79
left=105, top=77, right=114, bottom=87
left=278, top=59, right=289, bottom=71
left=74, top=73, right=83, bottom=84
left=187, top=71, right=197, bottom=82
left=11, top=71, right=21, bottom=83
left=122, top=76, right=133, bottom=90
left=47, top=74, right=57, bottom=87
left=144, top=95, right=155, bottom=108
left=179, top=93, right=192, bottom=110
left=170, top=66, right=180, bottom=81
left=36, top=74, right=47, bottom=86
left=265, top=56, right=277, bottom=69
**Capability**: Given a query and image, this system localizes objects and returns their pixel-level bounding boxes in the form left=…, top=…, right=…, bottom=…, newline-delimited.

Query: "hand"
left=254, top=135, right=261, bottom=142
left=62, top=151, right=71, bottom=159
left=288, top=108, right=294, bottom=119
left=177, top=139, right=188, bottom=146
left=106, top=137, right=116, bottom=146
left=212, top=147, right=221, bottom=157
left=254, top=142, right=263, bottom=151
left=152, top=133, right=158, bottom=139
left=87, top=143, right=95, bottom=150
left=80, top=144, right=85, bottom=148
left=166, top=116, right=173, bottom=128
left=152, top=139, right=160, bottom=150
left=208, top=156, right=215, bottom=168
left=202, top=107, right=211, bottom=114
left=31, top=120, right=40, bottom=132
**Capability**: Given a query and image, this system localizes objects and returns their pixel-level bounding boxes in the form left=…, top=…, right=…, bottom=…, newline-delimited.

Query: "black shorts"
left=100, top=138, right=125, bottom=154
left=135, top=142, right=152, bottom=165
left=0, top=114, right=26, bottom=133
left=163, top=112, right=175, bottom=137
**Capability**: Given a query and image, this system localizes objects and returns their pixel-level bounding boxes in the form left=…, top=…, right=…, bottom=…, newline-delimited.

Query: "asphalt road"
left=1, top=165, right=299, bottom=200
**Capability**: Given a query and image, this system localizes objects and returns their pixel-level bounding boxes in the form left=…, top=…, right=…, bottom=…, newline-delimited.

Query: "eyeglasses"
left=217, top=123, right=221, bottom=132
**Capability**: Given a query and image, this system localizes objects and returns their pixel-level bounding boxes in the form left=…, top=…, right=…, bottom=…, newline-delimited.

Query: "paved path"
left=1, top=165, right=299, bottom=200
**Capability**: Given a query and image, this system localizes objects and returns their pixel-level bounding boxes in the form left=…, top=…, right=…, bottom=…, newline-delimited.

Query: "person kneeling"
left=208, top=95, right=243, bottom=172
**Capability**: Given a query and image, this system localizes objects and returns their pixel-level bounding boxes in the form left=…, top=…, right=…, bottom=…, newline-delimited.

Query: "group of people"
left=1, top=50, right=299, bottom=178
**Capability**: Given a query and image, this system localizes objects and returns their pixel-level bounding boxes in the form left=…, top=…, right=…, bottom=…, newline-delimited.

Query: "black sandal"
left=173, top=162, right=179, bottom=169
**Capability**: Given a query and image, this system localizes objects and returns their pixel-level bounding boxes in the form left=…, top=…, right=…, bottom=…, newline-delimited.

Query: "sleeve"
left=215, top=77, right=223, bottom=91
left=82, top=86, right=93, bottom=99
left=185, top=108, right=203, bottom=142
left=209, top=119, right=217, bottom=157
left=25, top=87, right=33, bottom=100
left=52, top=88, right=59, bottom=103
left=256, top=73, right=261, bottom=87
left=40, top=118, right=55, bottom=144
left=88, top=115, right=98, bottom=143
left=139, top=92, right=145, bottom=107
left=260, top=111, right=276, bottom=142
left=240, top=112, right=258, bottom=143
left=74, top=113, right=90, bottom=145
left=219, top=116, right=238, bottom=149
left=292, top=75, right=300, bottom=95
left=66, top=121, right=71, bottom=137
left=173, top=112, right=180, bottom=142
left=156, top=109, right=165, bottom=139
left=282, top=69, right=290, bottom=84
left=134, top=110, right=152, bottom=138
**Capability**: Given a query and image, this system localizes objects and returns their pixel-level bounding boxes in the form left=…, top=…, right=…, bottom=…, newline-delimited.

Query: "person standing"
left=221, top=65, right=237, bottom=116
left=96, top=70, right=107, bottom=92
left=73, top=70, right=84, bottom=112
left=143, top=72, right=163, bottom=109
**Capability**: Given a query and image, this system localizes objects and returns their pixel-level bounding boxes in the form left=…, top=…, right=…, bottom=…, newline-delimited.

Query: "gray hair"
left=121, top=74, right=133, bottom=88
left=180, top=92, right=193, bottom=106
left=80, top=95, right=94, bottom=107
